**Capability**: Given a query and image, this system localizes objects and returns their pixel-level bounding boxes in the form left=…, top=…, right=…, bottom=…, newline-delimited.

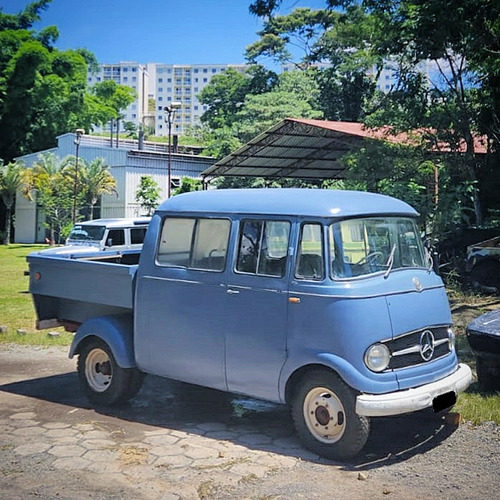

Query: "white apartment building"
left=154, top=64, right=247, bottom=136
left=87, top=62, right=149, bottom=132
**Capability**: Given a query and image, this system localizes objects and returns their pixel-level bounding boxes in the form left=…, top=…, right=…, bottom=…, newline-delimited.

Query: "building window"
left=203, top=78, right=208, bottom=83
left=158, top=96, right=163, bottom=101
left=194, top=68, right=199, bottom=73
left=203, top=68, right=208, bottom=73
left=158, top=87, right=163, bottom=92
left=212, top=68, right=217, bottom=73
left=158, top=78, right=163, bottom=83
left=132, top=67, right=137, bottom=72
left=167, top=78, right=172, bottom=83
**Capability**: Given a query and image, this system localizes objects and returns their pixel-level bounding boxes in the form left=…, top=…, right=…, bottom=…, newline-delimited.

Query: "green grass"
left=0, top=244, right=74, bottom=346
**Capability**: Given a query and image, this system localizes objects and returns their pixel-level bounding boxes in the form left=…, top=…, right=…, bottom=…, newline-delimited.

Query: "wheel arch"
left=284, top=364, right=346, bottom=405
left=69, top=314, right=136, bottom=369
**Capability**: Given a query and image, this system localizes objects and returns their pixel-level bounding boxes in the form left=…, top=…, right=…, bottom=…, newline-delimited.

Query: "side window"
left=236, top=220, right=290, bottom=277
left=157, top=217, right=230, bottom=272
left=107, top=229, right=125, bottom=246
left=158, top=218, right=195, bottom=267
left=191, top=219, right=231, bottom=271
left=130, top=227, right=147, bottom=245
left=296, top=223, right=324, bottom=280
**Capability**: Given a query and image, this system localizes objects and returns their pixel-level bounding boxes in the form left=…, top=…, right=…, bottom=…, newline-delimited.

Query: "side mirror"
left=106, top=238, right=113, bottom=247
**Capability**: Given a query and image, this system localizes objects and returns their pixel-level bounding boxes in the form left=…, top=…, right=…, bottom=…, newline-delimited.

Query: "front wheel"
left=77, top=338, right=144, bottom=406
left=291, top=369, right=370, bottom=460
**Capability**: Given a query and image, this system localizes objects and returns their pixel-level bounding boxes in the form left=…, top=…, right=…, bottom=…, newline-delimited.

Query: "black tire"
left=291, top=369, right=370, bottom=460
left=77, top=338, right=144, bottom=406
left=476, top=356, right=500, bottom=392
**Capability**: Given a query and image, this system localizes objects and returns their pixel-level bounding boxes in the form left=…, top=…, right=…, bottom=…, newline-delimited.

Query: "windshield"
left=67, top=225, right=106, bottom=242
left=329, top=217, right=425, bottom=279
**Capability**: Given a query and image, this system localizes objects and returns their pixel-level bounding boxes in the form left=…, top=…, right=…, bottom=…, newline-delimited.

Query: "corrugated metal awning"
left=201, top=118, right=488, bottom=180
left=201, top=118, right=380, bottom=180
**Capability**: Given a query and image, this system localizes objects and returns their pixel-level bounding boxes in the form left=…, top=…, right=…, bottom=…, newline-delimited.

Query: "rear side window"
left=157, top=217, right=230, bottom=271
left=236, top=220, right=290, bottom=277
left=130, top=227, right=147, bottom=244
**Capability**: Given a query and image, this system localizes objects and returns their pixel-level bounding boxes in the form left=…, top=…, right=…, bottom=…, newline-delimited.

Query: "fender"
left=279, top=351, right=399, bottom=403
left=69, top=314, right=136, bottom=368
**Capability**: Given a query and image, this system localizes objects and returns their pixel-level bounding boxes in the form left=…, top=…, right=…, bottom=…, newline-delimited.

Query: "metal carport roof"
left=201, top=118, right=488, bottom=181
left=201, top=118, right=400, bottom=181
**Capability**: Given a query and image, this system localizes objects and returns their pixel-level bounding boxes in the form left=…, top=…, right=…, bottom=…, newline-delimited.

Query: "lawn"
left=0, top=244, right=498, bottom=423
left=0, top=244, right=74, bottom=346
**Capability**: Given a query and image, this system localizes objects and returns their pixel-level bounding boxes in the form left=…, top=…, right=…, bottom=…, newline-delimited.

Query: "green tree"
left=135, top=176, right=161, bottom=216
left=0, top=160, right=27, bottom=244
left=198, top=65, right=277, bottom=130
left=66, top=157, right=118, bottom=220
left=172, top=177, right=203, bottom=196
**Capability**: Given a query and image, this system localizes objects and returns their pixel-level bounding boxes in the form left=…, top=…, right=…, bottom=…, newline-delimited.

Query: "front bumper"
left=355, top=363, right=472, bottom=417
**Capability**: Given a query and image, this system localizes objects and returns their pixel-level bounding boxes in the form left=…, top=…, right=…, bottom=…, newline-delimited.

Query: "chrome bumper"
left=356, top=363, right=473, bottom=417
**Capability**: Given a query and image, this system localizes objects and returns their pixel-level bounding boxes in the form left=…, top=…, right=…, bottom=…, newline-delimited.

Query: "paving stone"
left=85, top=460, right=120, bottom=474
left=81, top=438, right=116, bottom=450
left=14, top=442, right=52, bottom=456
left=183, top=445, right=216, bottom=460
left=42, top=422, right=72, bottom=430
left=237, top=433, right=273, bottom=446
left=51, top=436, right=80, bottom=445
left=48, top=444, right=86, bottom=458
left=9, top=419, right=39, bottom=428
left=51, top=456, right=91, bottom=470
left=195, top=422, right=228, bottom=432
left=10, top=412, right=37, bottom=420
left=230, top=462, right=270, bottom=479
left=82, top=448, right=118, bottom=462
left=12, top=426, right=45, bottom=437
left=79, top=430, right=111, bottom=439
left=148, top=445, right=184, bottom=457
left=144, top=434, right=180, bottom=446
left=45, top=428, right=79, bottom=438
left=205, top=430, right=238, bottom=441
left=154, top=454, right=193, bottom=469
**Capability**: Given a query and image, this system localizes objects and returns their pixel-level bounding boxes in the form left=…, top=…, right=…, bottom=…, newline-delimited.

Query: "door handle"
left=227, top=289, right=240, bottom=295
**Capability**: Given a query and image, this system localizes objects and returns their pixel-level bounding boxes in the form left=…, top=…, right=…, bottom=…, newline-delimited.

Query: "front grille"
left=384, top=326, right=452, bottom=370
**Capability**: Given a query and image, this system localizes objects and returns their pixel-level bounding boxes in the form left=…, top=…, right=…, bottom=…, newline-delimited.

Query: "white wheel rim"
left=85, top=348, right=112, bottom=393
left=303, top=386, right=346, bottom=444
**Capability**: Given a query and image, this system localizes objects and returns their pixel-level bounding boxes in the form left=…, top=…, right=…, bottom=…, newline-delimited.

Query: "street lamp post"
left=72, top=128, right=85, bottom=224
left=164, top=102, right=182, bottom=198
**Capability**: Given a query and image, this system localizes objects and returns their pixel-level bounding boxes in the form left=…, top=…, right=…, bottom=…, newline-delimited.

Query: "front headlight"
left=448, top=327, right=456, bottom=351
left=364, top=343, right=391, bottom=372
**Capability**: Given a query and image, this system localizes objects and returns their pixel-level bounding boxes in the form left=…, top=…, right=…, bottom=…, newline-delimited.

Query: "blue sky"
left=2, top=0, right=328, bottom=67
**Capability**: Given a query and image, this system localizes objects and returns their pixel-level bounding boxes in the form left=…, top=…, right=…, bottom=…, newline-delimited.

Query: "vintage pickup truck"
left=27, top=188, right=472, bottom=459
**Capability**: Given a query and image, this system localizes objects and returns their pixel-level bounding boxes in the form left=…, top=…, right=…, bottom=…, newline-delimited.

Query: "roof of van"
left=157, top=189, right=418, bottom=218
left=75, top=218, right=151, bottom=227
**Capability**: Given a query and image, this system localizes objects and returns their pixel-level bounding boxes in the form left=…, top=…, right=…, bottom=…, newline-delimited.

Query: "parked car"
left=466, top=309, right=500, bottom=391
left=38, top=218, right=150, bottom=257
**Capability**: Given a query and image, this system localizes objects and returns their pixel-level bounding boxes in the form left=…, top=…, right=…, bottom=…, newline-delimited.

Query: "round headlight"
left=447, top=328, right=456, bottom=351
left=364, top=343, right=391, bottom=372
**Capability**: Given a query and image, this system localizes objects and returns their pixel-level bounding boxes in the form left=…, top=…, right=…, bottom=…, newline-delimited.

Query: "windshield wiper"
left=384, top=244, right=397, bottom=279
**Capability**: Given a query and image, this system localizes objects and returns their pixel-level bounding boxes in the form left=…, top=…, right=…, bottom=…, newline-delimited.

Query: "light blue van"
left=28, top=189, right=472, bottom=459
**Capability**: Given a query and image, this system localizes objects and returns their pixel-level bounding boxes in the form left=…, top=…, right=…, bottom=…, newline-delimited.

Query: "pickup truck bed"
left=27, top=250, right=140, bottom=330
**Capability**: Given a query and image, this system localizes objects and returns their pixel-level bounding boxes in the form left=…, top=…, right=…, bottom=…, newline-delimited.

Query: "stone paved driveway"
left=1, top=345, right=498, bottom=500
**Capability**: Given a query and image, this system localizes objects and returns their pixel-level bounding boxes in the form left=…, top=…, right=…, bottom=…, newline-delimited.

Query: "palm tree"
left=78, top=157, right=118, bottom=220
left=0, top=161, right=26, bottom=244
left=24, top=153, right=73, bottom=245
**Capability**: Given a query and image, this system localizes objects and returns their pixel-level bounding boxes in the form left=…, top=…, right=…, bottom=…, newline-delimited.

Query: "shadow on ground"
left=0, top=371, right=457, bottom=469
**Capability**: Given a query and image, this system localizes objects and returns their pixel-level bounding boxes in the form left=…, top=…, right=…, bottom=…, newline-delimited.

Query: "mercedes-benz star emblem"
left=419, top=330, right=435, bottom=361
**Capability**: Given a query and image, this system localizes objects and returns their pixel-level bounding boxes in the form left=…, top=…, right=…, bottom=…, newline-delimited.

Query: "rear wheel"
left=77, top=338, right=143, bottom=406
left=291, top=369, right=370, bottom=460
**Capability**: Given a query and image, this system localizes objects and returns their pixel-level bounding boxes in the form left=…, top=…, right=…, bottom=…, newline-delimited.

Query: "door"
left=135, top=216, right=231, bottom=391
left=224, top=219, right=292, bottom=401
